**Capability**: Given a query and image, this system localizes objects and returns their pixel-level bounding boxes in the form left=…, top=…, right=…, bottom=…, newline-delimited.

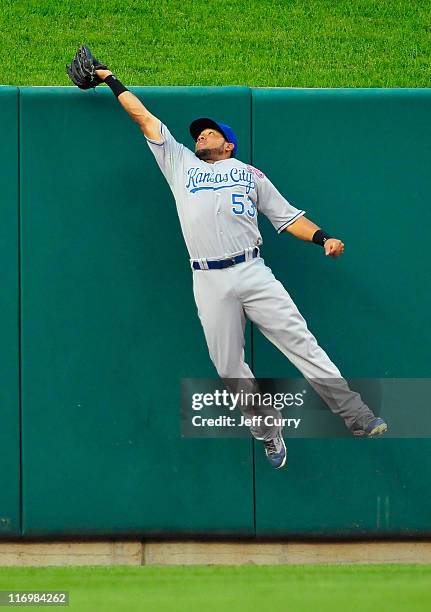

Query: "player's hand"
left=324, top=238, right=344, bottom=258
left=95, top=69, right=113, bottom=81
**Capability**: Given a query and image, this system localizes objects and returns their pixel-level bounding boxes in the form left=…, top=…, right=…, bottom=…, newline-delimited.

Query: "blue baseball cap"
left=189, top=117, right=238, bottom=157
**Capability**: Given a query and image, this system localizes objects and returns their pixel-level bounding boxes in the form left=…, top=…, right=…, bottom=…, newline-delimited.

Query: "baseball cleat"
left=352, top=417, right=388, bottom=438
left=263, top=432, right=287, bottom=469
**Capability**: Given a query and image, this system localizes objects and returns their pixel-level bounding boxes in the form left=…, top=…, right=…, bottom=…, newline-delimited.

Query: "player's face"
left=195, top=128, right=231, bottom=161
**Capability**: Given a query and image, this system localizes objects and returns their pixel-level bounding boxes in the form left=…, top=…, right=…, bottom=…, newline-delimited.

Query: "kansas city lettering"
left=186, top=167, right=256, bottom=194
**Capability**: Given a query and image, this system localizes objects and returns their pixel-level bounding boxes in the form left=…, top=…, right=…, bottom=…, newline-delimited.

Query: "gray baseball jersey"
left=146, top=123, right=305, bottom=260
left=145, top=121, right=377, bottom=442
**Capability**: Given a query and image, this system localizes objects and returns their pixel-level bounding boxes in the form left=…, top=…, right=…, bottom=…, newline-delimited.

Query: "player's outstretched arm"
left=96, top=69, right=162, bottom=142
left=285, top=215, right=345, bottom=257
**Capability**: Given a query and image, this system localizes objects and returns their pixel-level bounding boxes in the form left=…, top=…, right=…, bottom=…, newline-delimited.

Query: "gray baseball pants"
left=192, top=256, right=376, bottom=441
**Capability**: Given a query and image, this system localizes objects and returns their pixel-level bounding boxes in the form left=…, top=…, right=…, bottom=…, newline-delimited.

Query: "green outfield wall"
left=0, top=87, right=20, bottom=537
left=0, top=86, right=430, bottom=538
left=252, top=89, right=431, bottom=537
left=19, top=86, right=253, bottom=538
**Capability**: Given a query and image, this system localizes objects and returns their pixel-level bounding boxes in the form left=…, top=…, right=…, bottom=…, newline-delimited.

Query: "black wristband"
left=312, top=229, right=332, bottom=246
left=104, top=74, right=128, bottom=97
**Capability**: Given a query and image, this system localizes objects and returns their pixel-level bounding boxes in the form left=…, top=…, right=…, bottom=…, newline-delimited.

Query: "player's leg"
left=192, top=268, right=282, bottom=442
left=239, top=258, right=379, bottom=433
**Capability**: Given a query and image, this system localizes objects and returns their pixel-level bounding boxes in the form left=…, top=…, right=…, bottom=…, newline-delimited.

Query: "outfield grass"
left=2, top=0, right=431, bottom=87
left=0, top=565, right=430, bottom=611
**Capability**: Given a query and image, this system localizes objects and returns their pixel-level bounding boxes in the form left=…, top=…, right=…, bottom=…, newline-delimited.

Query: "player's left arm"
left=285, top=215, right=345, bottom=258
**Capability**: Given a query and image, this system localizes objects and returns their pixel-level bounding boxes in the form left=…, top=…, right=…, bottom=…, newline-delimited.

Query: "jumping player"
left=93, top=68, right=388, bottom=469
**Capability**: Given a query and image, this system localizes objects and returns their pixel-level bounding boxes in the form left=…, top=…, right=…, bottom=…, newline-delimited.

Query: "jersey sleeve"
left=255, top=172, right=305, bottom=233
left=145, top=122, right=184, bottom=187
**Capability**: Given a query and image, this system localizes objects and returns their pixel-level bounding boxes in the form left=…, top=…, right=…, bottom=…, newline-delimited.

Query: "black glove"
left=66, top=44, right=108, bottom=90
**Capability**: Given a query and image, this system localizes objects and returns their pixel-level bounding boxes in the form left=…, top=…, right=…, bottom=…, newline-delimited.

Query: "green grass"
left=0, top=565, right=430, bottom=611
left=1, top=0, right=431, bottom=87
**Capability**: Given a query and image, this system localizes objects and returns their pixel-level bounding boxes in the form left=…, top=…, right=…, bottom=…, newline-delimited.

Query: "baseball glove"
left=66, top=44, right=108, bottom=90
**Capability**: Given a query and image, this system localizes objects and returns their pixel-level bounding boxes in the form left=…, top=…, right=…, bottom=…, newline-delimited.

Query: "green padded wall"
left=11, top=86, right=431, bottom=538
left=251, top=89, right=431, bottom=536
left=20, top=86, right=254, bottom=537
left=0, top=88, right=20, bottom=537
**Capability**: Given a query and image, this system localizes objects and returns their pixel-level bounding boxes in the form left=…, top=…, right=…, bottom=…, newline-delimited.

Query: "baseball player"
left=66, top=46, right=388, bottom=470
